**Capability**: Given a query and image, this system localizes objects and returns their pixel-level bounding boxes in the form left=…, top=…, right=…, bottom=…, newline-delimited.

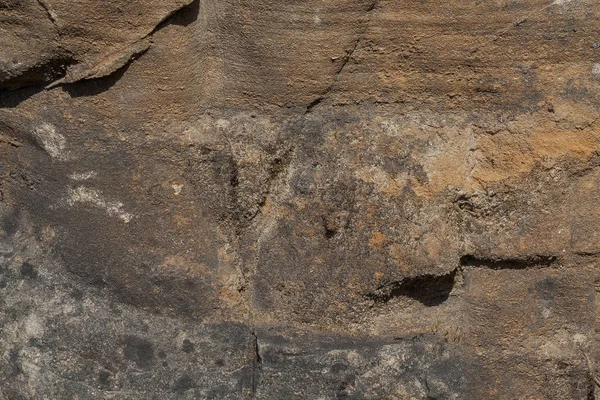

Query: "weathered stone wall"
left=2, top=0, right=600, bottom=398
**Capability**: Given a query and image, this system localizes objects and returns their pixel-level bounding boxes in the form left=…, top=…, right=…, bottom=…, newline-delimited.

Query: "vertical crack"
left=304, top=0, right=379, bottom=113
left=424, top=371, right=435, bottom=400
left=250, top=330, right=262, bottom=397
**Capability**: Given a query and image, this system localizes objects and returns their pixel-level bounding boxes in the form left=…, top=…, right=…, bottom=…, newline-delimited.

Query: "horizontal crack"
left=365, top=253, right=559, bottom=306
left=366, top=269, right=457, bottom=307
left=46, top=39, right=151, bottom=89
left=460, top=254, right=558, bottom=270
left=46, top=0, right=198, bottom=89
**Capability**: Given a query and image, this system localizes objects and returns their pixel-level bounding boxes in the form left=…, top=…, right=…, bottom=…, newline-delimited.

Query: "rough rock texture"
left=2, top=0, right=600, bottom=398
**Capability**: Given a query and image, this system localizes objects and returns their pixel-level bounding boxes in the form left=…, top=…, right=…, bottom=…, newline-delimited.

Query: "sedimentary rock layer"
left=2, top=0, right=600, bottom=398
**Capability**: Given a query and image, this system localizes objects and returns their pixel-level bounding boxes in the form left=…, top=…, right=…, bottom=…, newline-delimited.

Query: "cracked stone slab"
left=2, top=0, right=600, bottom=398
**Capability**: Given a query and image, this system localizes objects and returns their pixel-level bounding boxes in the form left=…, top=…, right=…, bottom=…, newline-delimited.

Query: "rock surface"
left=2, top=0, right=600, bottom=398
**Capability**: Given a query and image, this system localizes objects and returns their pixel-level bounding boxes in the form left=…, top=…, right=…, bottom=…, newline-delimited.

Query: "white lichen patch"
left=592, top=63, right=600, bottom=78
left=24, top=314, right=45, bottom=338
left=216, top=118, right=230, bottom=130
left=545, top=0, right=576, bottom=8
left=67, top=186, right=134, bottom=223
left=69, top=171, right=97, bottom=181
left=172, top=184, right=184, bottom=195
left=32, top=123, right=66, bottom=160
left=573, top=333, right=587, bottom=345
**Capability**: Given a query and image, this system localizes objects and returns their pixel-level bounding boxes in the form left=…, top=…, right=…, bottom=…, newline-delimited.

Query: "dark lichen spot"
left=173, top=375, right=195, bottom=394
left=230, top=167, right=239, bottom=187
left=214, top=358, right=225, bottom=367
left=182, top=339, right=195, bottom=353
left=2, top=208, right=19, bottom=236
left=98, top=370, right=110, bottom=385
left=330, top=363, right=348, bottom=374
left=70, top=288, right=84, bottom=301
left=324, top=227, right=338, bottom=239
left=532, top=277, right=559, bottom=301
left=123, top=335, right=154, bottom=368
left=158, top=350, right=167, bottom=359
left=9, top=348, right=21, bottom=376
left=337, top=374, right=356, bottom=397
left=20, top=262, right=38, bottom=279
left=184, top=277, right=196, bottom=289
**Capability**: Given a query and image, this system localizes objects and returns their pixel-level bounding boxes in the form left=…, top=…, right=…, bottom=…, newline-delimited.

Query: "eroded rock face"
left=1, top=0, right=600, bottom=398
